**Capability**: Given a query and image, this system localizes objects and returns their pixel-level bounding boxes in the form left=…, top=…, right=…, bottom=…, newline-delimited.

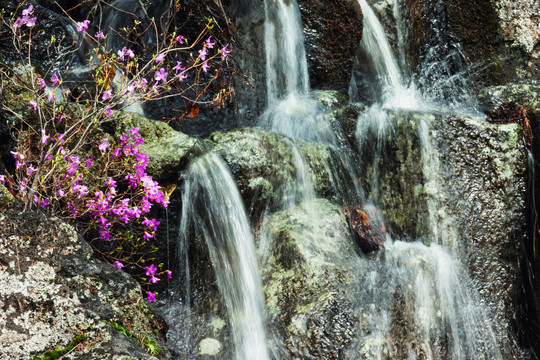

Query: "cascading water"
left=176, top=153, right=269, bottom=360
left=350, top=0, right=504, bottom=358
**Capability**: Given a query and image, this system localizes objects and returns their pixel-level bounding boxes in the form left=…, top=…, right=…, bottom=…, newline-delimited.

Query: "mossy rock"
left=206, top=128, right=338, bottom=217
left=260, top=198, right=359, bottom=358
left=112, top=113, right=197, bottom=181
left=0, top=184, right=16, bottom=210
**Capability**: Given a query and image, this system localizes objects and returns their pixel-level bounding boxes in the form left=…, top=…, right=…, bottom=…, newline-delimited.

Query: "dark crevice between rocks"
left=524, top=107, right=540, bottom=359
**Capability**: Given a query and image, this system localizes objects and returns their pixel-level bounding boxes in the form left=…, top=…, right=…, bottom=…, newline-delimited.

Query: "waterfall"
left=350, top=1, right=504, bottom=358
left=350, top=0, right=418, bottom=108
left=178, top=153, right=269, bottom=360
left=263, top=0, right=309, bottom=103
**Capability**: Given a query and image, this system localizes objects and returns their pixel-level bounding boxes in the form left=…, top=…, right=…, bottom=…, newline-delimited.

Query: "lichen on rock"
left=0, top=210, right=166, bottom=359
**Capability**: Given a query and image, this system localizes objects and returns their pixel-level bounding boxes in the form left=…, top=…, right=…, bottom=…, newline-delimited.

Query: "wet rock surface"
left=259, top=198, right=360, bottom=359
left=0, top=209, right=166, bottom=359
left=298, top=0, right=363, bottom=93
left=436, top=115, right=527, bottom=358
left=206, top=127, right=340, bottom=218
left=362, top=109, right=528, bottom=357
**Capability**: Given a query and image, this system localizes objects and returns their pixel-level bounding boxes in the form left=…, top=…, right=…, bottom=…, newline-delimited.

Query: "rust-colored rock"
left=341, top=205, right=385, bottom=253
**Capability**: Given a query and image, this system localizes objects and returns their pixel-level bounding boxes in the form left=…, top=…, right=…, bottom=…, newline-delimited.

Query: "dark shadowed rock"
left=298, top=0, right=363, bottom=93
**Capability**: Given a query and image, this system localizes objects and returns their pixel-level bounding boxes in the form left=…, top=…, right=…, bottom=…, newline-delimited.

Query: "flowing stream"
left=177, top=153, right=269, bottom=360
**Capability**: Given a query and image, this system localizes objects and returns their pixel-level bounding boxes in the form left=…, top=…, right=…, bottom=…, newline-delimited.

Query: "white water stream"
left=178, top=153, right=269, bottom=360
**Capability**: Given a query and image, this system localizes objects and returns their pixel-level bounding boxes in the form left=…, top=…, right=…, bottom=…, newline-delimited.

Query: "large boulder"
left=259, top=198, right=360, bottom=359
left=206, top=127, right=342, bottom=218
left=359, top=108, right=527, bottom=357
left=402, top=0, right=539, bottom=89
left=0, top=210, right=166, bottom=359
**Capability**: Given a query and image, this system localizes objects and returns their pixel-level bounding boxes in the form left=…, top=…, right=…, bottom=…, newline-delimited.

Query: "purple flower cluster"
left=14, top=5, right=36, bottom=28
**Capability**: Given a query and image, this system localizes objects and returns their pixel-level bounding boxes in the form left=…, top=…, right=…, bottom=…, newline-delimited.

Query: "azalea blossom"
left=47, top=90, right=55, bottom=102
left=102, top=88, right=113, bottom=100
left=145, top=264, right=157, bottom=276
left=173, top=61, right=185, bottom=74
left=154, top=68, right=168, bottom=83
left=50, top=73, right=59, bottom=86
left=76, top=20, right=90, bottom=33
left=41, top=129, right=49, bottom=144
left=154, top=53, right=165, bottom=63
left=113, top=261, right=125, bottom=269
left=205, top=36, right=216, bottom=48
left=202, top=61, right=211, bottom=73
left=148, top=276, right=160, bottom=284
left=96, top=30, right=104, bottom=38
left=0, top=175, right=4, bottom=185
left=37, top=78, right=46, bottom=90
left=198, top=47, right=208, bottom=61
left=178, top=71, right=188, bottom=82
left=220, top=44, right=231, bottom=60
left=98, top=138, right=109, bottom=153
left=147, top=291, right=156, bottom=303
left=176, top=35, right=186, bottom=44
left=29, top=100, right=37, bottom=110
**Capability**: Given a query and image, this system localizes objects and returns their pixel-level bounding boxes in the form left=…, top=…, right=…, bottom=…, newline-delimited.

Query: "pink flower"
left=154, top=53, right=165, bottom=63
left=114, top=261, right=125, bottom=269
left=126, top=48, right=135, bottom=59
left=106, top=108, right=112, bottom=117
left=41, top=198, right=50, bottom=208
left=167, top=270, right=172, bottom=279
left=0, top=175, right=5, bottom=185
left=220, top=44, right=231, bottom=60
left=58, top=189, right=65, bottom=197
left=144, top=264, right=157, bottom=276
left=102, top=88, right=113, bottom=100
left=50, top=73, right=59, bottom=86
left=146, top=291, right=156, bottom=303
left=99, top=230, right=110, bottom=240
left=143, top=232, right=153, bottom=241
left=178, top=72, right=188, bottom=82
left=76, top=20, right=90, bottom=33
left=22, top=5, right=34, bottom=17
left=26, top=164, right=37, bottom=176
left=29, top=100, right=37, bottom=110
left=96, top=30, right=104, bottom=38
left=202, top=61, right=210, bottom=73
left=37, top=78, right=46, bottom=90
left=205, top=36, right=216, bottom=48
left=148, top=276, right=160, bottom=284
left=176, top=35, right=186, bottom=44
left=198, top=47, right=208, bottom=61
left=154, top=68, right=168, bottom=83
left=98, top=138, right=109, bottom=153
left=86, top=158, right=93, bottom=168
left=25, top=17, right=36, bottom=27
left=47, top=90, right=55, bottom=102
left=142, top=218, right=160, bottom=231
left=14, top=18, right=24, bottom=28
left=173, top=61, right=185, bottom=74
left=41, top=129, right=49, bottom=144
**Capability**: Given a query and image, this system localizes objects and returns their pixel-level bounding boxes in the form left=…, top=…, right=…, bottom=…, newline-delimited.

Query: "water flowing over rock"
left=0, top=210, right=165, bottom=359
left=259, top=198, right=360, bottom=359
left=359, top=109, right=528, bottom=357
left=206, top=127, right=340, bottom=218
